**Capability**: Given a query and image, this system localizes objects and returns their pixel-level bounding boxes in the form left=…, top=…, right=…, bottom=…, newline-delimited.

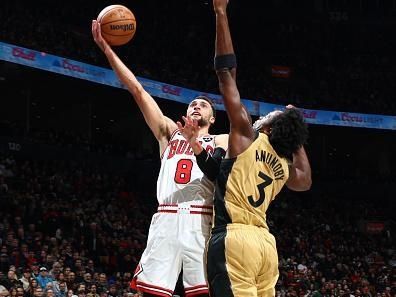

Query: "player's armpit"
left=163, top=116, right=178, bottom=140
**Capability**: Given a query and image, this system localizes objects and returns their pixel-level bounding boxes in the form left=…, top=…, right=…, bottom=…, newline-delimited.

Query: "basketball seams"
left=101, top=18, right=135, bottom=27
left=102, top=32, right=135, bottom=37
left=98, top=5, right=132, bottom=23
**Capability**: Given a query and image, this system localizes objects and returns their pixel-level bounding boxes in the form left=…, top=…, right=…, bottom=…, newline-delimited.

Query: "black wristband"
left=195, top=149, right=209, bottom=164
left=213, top=147, right=226, bottom=160
left=195, top=148, right=225, bottom=181
left=214, top=54, right=237, bottom=71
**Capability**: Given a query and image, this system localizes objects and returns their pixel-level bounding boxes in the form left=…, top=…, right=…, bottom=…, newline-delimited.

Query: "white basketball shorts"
left=131, top=204, right=212, bottom=297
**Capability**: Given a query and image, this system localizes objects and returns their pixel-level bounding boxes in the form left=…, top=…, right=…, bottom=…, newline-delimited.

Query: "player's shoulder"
left=213, top=133, right=229, bottom=149
left=214, top=133, right=229, bottom=142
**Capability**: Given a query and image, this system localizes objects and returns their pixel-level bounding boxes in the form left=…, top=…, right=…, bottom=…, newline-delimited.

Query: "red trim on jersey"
left=157, top=204, right=213, bottom=215
left=157, top=210, right=178, bottom=213
left=185, top=289, right=209, bottom=297
left=189, top=211, right=212, bottom=215
left=129, top=263, right=143, bottom=290
left=190, top=205, right=213, bottom=209
left=136, top=281, right=174, bottom=293
left=136, top=287, right=171, bottom=297
left=158, top=203, right=178, bottom=207
left=185, top=284, right=209, bottom=291
left=133, top=263, right=143, bottom=278
left=185, top=284, right=209, bottom=297
left=129, top=278, right=137, bottom=290
left=160, top=129, right=180, bottom=159
left=157, top=210, right=212, bottom=215
left=135, top=281, right=173, bottom=297
left=158, top=204, right=213, bottom=208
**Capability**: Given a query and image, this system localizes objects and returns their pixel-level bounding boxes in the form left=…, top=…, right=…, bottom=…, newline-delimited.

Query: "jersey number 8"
left=174, top=159, right=193, bottom=184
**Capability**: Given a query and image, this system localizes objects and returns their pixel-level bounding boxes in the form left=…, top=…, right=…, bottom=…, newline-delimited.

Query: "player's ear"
left=261, top=125, right=271, bottom=135
left=209, top=116, right=215, bottom=125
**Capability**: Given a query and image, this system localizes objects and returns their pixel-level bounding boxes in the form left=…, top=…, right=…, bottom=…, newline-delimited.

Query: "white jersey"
left=133, top=129, right=216, bottom=295
left=157, top=129, right=215, bottom=206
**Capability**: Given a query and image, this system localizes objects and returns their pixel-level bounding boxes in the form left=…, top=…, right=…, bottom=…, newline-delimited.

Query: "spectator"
left=45, top=289, right=55, bottom=297
left=0, top=284, right=10, bottom=297
left=19, top=268, right=31, bottom=292
left=16, top=286, right=25, bottom=297
left=87, top=284, right=99, bottom=297
left=106, top=285, right=117, bottom=297
left=33, top=287, right=44, bottom=297
left=10, top=287, right=17, bottom=297
left=55, top=282, right=67, bottom=297
left=49, top=263, right=62, bottom=279
left=36, top=268, right=53, bottom=289
left=96, top=274, right=107, bottom=294
left=5, top=269, right=22, bottom=289
left=66, top=290, right=77, bottom=297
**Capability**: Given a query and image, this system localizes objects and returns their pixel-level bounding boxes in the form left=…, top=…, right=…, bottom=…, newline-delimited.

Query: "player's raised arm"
left=91, top=20, right=177, bottom=147
left=213, top=0, right=255, bottom=157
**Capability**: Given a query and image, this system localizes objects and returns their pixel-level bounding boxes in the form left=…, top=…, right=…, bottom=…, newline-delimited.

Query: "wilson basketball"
left=97, top=5, right=136, bottom=46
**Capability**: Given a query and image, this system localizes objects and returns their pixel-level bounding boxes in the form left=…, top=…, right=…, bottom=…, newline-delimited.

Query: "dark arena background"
left=0, top=0, right=395, bottom=297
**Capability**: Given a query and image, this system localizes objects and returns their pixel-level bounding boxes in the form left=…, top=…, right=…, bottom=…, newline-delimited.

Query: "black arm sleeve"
left=195, top=147, right=226, bottom=182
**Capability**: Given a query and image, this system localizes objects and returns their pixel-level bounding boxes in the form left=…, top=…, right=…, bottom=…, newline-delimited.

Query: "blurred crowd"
left=271, top=194, right=394, bottom=297
left=1, top=0, right=396, bottom=115
left=0, top=152, right=394, bottom=297
left=0, top=153, right=154, bottom=297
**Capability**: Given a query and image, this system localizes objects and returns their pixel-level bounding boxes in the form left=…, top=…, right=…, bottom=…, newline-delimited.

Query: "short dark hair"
left=269, top=108, right=308, bottom=158
left=193, top=96, right=216, bottom=118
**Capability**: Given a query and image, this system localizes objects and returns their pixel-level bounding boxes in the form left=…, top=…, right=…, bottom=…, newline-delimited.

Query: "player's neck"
left=197, top=126, right=210, bottom=137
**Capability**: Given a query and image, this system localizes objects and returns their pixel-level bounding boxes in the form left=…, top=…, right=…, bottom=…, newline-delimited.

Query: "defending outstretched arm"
left=213, top=0, right=255, bottom=157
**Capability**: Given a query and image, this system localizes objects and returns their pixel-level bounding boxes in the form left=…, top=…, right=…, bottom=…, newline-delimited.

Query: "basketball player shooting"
left=205, top=1, right=312, bottom=297
left=92, top=19, right=227, bottom=297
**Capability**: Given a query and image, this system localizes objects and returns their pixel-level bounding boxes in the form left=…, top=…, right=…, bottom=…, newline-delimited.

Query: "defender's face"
left=186, top=99, right=215, bottom=126
left=253, top=110, right=283, bottom=132
left=260, top=110, right=283, bottom=125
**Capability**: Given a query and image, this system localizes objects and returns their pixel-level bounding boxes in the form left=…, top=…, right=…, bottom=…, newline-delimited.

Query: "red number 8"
left=174, top=159, right=193, bottom=184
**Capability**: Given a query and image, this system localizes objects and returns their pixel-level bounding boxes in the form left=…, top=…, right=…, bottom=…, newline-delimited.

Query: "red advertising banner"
left=366, top=222, right=385, bottom=234
left=271, top=65, right=291, bottom=78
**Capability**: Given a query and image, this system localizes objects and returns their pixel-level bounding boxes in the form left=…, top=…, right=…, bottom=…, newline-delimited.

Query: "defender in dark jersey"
left=207, top=1, right=312, bottom=297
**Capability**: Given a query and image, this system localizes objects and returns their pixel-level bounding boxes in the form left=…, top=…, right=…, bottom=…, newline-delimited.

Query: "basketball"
left=97, top=5, right=136, bottom=46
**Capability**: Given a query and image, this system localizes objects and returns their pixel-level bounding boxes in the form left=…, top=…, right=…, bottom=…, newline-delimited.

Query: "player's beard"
left=197, top=117, right=210, bottom=128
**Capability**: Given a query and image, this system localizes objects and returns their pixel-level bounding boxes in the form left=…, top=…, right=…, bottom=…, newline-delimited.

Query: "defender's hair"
left=269, top=108, right=308, bottom=158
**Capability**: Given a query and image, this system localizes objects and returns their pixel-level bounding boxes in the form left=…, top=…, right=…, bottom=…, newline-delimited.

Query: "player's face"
left=187, top=99, right=215, bottom=127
